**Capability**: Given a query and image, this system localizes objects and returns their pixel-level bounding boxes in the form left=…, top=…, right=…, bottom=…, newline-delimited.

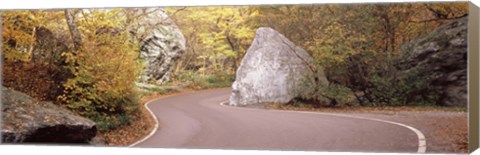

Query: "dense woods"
left=167, top=3, right=468, bottom=107
left=1, top=2, right=468, bottom=133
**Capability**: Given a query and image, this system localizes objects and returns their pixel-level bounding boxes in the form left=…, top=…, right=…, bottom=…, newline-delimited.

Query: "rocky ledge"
left=1, top=87, right=97, bottom=144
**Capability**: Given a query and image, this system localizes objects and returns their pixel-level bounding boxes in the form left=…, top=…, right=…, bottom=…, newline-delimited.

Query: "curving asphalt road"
left=134, top=88, right=422, bottom=153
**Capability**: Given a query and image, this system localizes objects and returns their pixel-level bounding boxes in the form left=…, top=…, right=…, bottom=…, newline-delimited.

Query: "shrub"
left=176, top=70, right=234, bottom=89
left=367, top=69, right=438, bottom=106
left=58, top=32, right=143, bottom=131
left=294, top=52, right=438, bottom=108
left=294, top=76, right=357, bottom=108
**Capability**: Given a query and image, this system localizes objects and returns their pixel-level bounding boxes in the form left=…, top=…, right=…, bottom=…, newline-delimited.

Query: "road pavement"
left=135, top=88, right=420, bottom=152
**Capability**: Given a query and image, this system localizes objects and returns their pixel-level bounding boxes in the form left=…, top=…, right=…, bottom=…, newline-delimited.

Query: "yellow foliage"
left=2, top=11, right=36, bottom=61
left=166, top=6, right=256, bottom=74
left=62, top=32, right=141, bottom=115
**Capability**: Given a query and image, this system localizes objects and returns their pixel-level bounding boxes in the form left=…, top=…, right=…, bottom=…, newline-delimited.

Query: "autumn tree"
left=163, top=6, right=257, bottom=89
left=248, top=2, right=468, bottom=106
left=57, top=9, right=143, bottom=131
left=2, top=9, right=144, bottom=131
left=2, top=3, right=469, bottom=116
left=2, top=10, right=71, bottom=101
left=167, top=7, right=255, bottom=73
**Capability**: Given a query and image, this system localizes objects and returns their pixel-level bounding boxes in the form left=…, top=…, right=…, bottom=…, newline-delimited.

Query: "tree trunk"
left=64, top=9, right=82, bottom=51
left=225, top=34, right=238, bottom=72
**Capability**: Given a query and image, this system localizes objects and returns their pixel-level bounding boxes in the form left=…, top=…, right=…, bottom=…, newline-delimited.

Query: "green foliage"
left=176, top=70, right=234, bottom=89
left=366, top=69, right=438, bottom=106
left=322, top=84, right=358, bottom=107
left=148, top=87, right=169, bottom=94
left=294, top=76, right=356, bottom=108
left=88, top=94, right=140, bottom=132
left=199, top=73, right=235, bottom=89
left=285, top=3, right=464, bottom=107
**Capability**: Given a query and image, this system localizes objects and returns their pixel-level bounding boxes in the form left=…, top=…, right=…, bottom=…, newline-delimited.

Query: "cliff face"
left=396, top=17, right=467, bottom=106
left=135, top=8, right=187, bottom=84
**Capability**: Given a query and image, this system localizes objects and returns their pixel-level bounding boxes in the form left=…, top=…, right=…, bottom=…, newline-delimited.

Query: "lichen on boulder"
left=229, top=27, right=328, bottom=106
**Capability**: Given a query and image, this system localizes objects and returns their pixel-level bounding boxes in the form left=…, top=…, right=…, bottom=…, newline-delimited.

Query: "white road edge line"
left=129, top=98, right=161, bottom=147
left=219, top=101, right=427, bottom=153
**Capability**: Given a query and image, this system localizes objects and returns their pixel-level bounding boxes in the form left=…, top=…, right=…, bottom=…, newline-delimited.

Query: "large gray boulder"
left=1, top=87, right=97, bottom=143
left=396, top=17, right=467, bottom=106
left=229, top=27, right=328, bottom=106
left=132, top=8, right=186, bottom=84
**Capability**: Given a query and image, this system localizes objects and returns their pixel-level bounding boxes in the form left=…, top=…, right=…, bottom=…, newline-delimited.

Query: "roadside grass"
left=173, top=71, right=235, bottom=90
left=191, top=74, right=234, bottom=89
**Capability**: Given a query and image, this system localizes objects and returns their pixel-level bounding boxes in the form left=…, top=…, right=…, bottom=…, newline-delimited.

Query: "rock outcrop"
left=1, top=87, right=97, bottom=143
left=229, top=27, right=328, bottom=106
left=396, top=17, right=467, bottom=106
left=133, top=8, right=186, bottom=84
left=4, top=25, right=73, bottom=102
left=31, top=26, right=68, bottom=64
